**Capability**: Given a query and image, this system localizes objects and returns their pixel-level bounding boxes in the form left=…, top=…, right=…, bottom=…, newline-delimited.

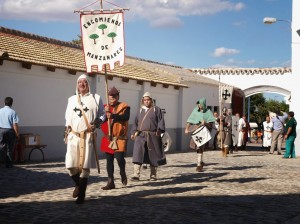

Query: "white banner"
left=80, top=12, right=125, bottom=73
left=220, top=85, right=233, bottom=104
left=191, top=126, right=212, bottom=147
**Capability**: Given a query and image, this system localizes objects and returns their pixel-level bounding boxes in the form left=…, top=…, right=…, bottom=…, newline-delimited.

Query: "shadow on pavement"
left=0, top=164, right=105, bottom=199
left=1, top=191, right=300, bottom=223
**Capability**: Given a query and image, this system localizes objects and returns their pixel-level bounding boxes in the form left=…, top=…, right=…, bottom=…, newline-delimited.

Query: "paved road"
left=1, top=144, right=300, bottom=224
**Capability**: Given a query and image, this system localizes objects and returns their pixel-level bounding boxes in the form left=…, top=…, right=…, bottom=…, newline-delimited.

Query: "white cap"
left=143, top=92, right=152, bottom=99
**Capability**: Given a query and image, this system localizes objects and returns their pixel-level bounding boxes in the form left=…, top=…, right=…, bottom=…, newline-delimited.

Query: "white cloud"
left=211, top=58, right=256, bottom=68
left=212, top=47, right=240, bottom=57
left=211, top=64, right=237, bottom=68
left=0, top=0, right=245, bottom=27
left=150, top=16, right=184, bottom=28
left=225, top=58, right=255, bottom=65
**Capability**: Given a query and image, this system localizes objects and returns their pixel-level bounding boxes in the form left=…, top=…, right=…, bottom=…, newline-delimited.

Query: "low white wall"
left=0, top=60, right=187, bottom=159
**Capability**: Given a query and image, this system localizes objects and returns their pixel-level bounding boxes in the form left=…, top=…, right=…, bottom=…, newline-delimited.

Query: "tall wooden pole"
left=219, top=74, right=223, bottom=149
left=100, top=0, right=112, bottom=140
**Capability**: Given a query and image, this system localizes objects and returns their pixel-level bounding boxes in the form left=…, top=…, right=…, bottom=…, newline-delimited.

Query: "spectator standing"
left=262, top=116, right=273, bottom=152
left=269, top=111, right=288, bottom=155
left=0, top=97, right=19, bottom=168
left=283, top=112, right=297, bottom=158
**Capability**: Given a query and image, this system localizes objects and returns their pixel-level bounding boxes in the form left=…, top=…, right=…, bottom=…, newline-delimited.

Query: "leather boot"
left=76, top=178, right=88, bottom=204
left=150, top=165, right=157, bottom=181
left=222, top=147, right=226, bottom=157
left=121, top=173, right=127, bottom=186
left=101, top=178, right=115, bottom=190
left=130, top=164, right=141, bottom=181
left=224, top=147, right=229, bottom=157
left=71, top=173, right=80, bottom=198
left=196, top=162, right=204, bottom=172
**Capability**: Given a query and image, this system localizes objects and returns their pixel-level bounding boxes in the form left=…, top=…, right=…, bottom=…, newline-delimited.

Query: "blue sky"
left=0, top=0, right=291, bottom=101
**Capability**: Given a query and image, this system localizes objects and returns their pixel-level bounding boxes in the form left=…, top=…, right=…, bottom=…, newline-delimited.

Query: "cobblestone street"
left=1, top=144, right=300, bottom=224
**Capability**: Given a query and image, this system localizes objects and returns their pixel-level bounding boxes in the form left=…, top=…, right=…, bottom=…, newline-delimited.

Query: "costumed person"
left=209, top=112, right=219, bottom=150
left=220, top=108, right=233, bottom=157
left=283, top=111, right=297, bottom=158
left=185, top=97, right=215, bottom=172
left=237, top=114, right=246, bottom=150
left=0, top=97, right=20, bottom=168
left=231, top=113, right=240, bottom=153
left=130, top=92, right=166, bottom=181
left=64, top=74, right=105, bottom=204
left=239, top=115, right=251, bottom=150
left=100, top=86, right=130, bottom=190
left=262, top=115, right=273, bottom=152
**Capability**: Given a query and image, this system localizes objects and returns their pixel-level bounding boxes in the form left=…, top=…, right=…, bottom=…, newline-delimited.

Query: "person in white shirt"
left=262, top=115, right=273, bottom=152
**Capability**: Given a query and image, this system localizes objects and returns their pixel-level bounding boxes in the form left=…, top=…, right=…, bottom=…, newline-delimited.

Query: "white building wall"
left=96, top=76, right=181, bottom=152
left=0, top=60, right=187, bottom=159
left=180, top=81, right=219, bottom=151
left=1, top=61, right=82, bottom=160
left=291, top=0, right=300, bottom=156
left=0, top=61, right=74, bottom=127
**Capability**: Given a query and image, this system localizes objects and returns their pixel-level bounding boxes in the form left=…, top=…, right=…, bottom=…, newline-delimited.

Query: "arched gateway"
left=191, top=67, right=292, bottom=104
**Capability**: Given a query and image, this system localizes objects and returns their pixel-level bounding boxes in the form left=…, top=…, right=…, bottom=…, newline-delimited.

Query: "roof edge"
left=0, top=26, right=81, bottom=49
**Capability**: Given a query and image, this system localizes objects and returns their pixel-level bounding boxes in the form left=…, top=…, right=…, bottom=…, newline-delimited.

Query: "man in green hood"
left=185, top=97, right=215, bottom=172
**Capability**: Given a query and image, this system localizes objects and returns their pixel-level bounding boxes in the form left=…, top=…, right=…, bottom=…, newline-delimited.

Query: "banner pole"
left=219, top=74, right=223, bottom=150
left=100, top=0, right=112, bottom=140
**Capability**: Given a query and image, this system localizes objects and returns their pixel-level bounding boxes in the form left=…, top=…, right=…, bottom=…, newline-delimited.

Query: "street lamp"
left=263, top=17, right=291, bottom=24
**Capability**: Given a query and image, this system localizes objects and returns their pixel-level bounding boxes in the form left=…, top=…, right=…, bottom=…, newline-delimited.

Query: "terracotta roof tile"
left=0, top=26, right=187, bottom=88
left=190, top=67, right=291, bottom=75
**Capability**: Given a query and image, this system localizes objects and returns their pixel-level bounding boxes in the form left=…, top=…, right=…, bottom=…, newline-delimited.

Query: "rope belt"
left=104, top=135, right=128, bottom=140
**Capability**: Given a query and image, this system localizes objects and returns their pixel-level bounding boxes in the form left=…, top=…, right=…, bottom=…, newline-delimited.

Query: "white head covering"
left=143, top=92, right=152, bottom=99
left=141, top=92, right=155, bottom=111
left=76, top=74, right=91, bottom=95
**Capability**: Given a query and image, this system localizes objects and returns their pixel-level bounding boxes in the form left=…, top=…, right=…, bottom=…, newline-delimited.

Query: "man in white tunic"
left=231, top=113, right=240, bottom=153
left=262, top=115, right=273, bottom=151
left=65, top=74, right=105, bottom=204
left=237, top=115, right=246, bottom=149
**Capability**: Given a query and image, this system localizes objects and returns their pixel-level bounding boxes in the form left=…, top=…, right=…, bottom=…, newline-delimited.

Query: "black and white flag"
left=220, top=85, right=233, bottom=104
left=191, top=126, right=212, bottom=147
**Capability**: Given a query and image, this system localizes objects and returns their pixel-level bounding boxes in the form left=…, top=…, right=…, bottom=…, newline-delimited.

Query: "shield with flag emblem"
left=191, top=126, right=212, bottom=147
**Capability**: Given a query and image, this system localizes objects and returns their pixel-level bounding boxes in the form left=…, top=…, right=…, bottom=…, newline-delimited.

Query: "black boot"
left=76, top=178, right=88, bottom=204
left=71, top=173, right=80, bottom=198
left=101, top=178, right=115, bottom=190
left=121, top=173, right=127, bottom=186
left=5, top=156, right=13, bottom=168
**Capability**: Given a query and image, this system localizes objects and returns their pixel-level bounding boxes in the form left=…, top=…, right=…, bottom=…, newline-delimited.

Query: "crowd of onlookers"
left=206, top=109, right=297, bottom=159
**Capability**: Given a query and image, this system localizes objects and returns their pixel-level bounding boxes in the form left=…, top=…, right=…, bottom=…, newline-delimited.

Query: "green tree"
left=98, top=24, right=107, bottom=35
left=246, top=93, right=289, bottom=127
left=107, top=32, right=117, bottom=43
left=89, top=34, right=99, bottom=44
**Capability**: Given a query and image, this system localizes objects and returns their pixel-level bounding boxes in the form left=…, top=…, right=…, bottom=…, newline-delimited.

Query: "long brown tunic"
left=131, top=106, right=166, bottom=166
